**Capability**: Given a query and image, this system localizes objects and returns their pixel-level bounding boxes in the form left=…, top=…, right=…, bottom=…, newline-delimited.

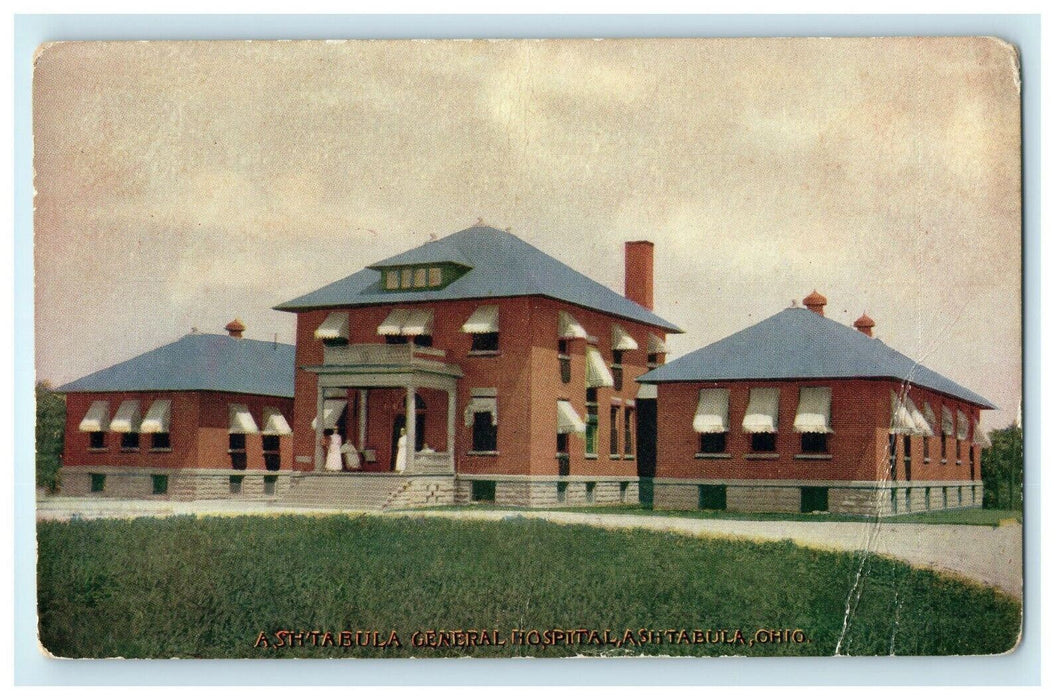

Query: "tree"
left=36, top=381, right=66, bottom=492
left=980, top=423, right=1023, bottom=511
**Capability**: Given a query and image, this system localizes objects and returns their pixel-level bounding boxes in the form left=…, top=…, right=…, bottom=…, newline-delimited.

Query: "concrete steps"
left=277, top=473, right=409, bottom=510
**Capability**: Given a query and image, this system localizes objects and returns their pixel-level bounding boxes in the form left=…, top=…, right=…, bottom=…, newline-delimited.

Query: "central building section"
left=275, top=226, right=681, bottom=506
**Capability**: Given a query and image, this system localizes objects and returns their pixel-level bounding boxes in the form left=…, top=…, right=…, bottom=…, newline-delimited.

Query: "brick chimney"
left=802, top=290, right=827, bottom=316
left=225, top=318, right=246, bottom=339
left=854, top=312, right=875, bottom=338
left=624, top=240, right=654, bottom=310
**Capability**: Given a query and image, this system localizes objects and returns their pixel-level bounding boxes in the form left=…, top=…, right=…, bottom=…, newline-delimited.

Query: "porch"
left=304, top=343, right=464, bottom=475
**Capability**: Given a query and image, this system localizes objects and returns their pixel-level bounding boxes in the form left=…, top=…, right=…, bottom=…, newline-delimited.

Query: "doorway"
left=390, top=393, right=426, bottom=471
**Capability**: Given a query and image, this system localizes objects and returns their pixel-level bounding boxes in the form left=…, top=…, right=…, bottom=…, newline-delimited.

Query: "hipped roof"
left=275, top=226, right=682, bottom=333
left=638, top=307, right=994, bottom=409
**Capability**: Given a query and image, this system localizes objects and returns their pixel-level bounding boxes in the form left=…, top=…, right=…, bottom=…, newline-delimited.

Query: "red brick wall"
left=655, top=379, right=984, bottom=482
left=291, top=296, right=671, bottom=476
left=196, top=392, right=295, bottom=470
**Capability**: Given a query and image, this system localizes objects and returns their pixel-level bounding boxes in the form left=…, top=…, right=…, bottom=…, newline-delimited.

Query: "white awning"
left=636, top=383, right=657, bottom=399
left=377, top=308, right=410, bottom=336
left=261, top=406, right=292, bottom=436
left=557, top=400, right=586, bottom=434
left=402, top=308, right=434, bottom=335
left=742, top=388, right=780, bottom=433
left=922, top=402, right=938, bottom=434
left=584, top=346, right=613, bottom=388
left=311, top=399, right=347, bottom=430
left=558, top=311, right=588, bottom=340
left=694, top=388, right=730, bottom=434
left=941, top=406, right=955, bottom=436
left=110, top=400, right=142, bottom=433
left=973, top=420, right=992, bottom=448
left=611, top=324, right=639, bottom=351
left=889, top=392, right=916, bottom=435
left=904, top=397, right=933, bottom=437
left=315, top=311, right=349, bottom=341
left=78, top=401, right=110, bottom=432
left=647, top=333, right=670, bottom=354
left=229, top=403, right=259, bottom=434
left=956, top=410, right=970, bottom=440
left=461, top=305, right=499, bottom=334
left=794, top=387, right=832, bottom=434
left=464, top=397, right=498, bottom=427
left=140, top=400, right=172, bottom=434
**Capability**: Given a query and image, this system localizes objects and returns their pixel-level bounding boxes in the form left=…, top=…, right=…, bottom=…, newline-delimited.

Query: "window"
left=558, top=339, right=571, bottom=383
left=905, top=487, right=912, bottom=512
left=264, top=475, right=278, bottom=496
left=750, top=433, right=776, bottom=453
left=262, top=435, right=280, bottom=452
left=262, top=434, right=281, bottom=471
left=89, top=431, right=106, bottom=449
left=611, top=350, right=624, bottom=390
left=624, top=408, right=634, bottom=457
left=556, top=433, right=570, bottom=476
left=888, top=434, right=897, bottom=480
left=700, top=432, right=727, bottom=454
left=801, top=433, right=829, bottom=454
left=471, top=480, right=496, bottom=503
left=923, top=436, right=930, bottom=463
left=619, top=482, right=629, bottom=502
left=413, top=334, right=433, bottom=348
left=585, top=388, right=598, bottom=456
left=151, top=433, right=171, bottom=450
left=557, top=482, right=568, bottom=503
left=400, top=268, right=412, bottom=288
left=648, top=353, right=661, bottom=368
left=413, top=268, right=427, bottom=288
left=471, top=332, right=499, bottom=352
left=472, top=412, right=497, bottom=452
left=954, top=437, right=960, bottom=464
left=151, top=474, right=168, bottom=495
left=229, top=433, right=247, bottom=470
left=585, top=482, right=596, bottom=503
left=699, top=485, right=726, bottom=510
left=609, top=406, right=620, bottom=456
left=800, top=487, right=829, bottom=513
left=90, top=473, right=105, bottom=493
left=229, top=475, right=244, bottom=494
left=428, top=267, right=442, bottom=286
left=903, top=435, right=912, bottom=480
left=385, top=270, right=399, bottom=290
left=120, top=432, right=140, bottom=450
left=385, top=334, right=407, bottom=345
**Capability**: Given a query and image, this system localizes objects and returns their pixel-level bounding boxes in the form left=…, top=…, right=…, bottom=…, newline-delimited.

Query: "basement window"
left=90, top=473, right=105, bottom=493
left=264, top=475, right=278, bottom=496
left=800, top=487, right=828, bottom=514
left=229, top=475, right=244, bottom=494
left=151, top=474, right=168, bottom=495
left=471, top=480, right=496, bottom=503
left=699, top=485, right=726, bottom=511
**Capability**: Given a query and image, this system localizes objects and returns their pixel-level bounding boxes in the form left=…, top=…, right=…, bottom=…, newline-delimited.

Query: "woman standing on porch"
left=323, top=429, right=343, bottom=472
left=395, top=427, right=408, bottom=473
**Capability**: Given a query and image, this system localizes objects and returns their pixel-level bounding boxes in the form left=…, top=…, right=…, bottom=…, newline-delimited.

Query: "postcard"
left=33, top=37, right=1023, bottom=659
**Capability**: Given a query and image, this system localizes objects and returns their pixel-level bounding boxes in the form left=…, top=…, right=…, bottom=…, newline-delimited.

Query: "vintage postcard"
left=33, top=38, right=1023, bottom=659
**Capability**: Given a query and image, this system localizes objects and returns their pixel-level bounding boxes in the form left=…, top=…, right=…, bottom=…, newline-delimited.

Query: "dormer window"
left=377, top=263, right=469, bottom=292
left=413, top=268, right=427, bottom=287
left=428, top=267, right=442, bottom=286
left=385, top=270, right=400, bottom=290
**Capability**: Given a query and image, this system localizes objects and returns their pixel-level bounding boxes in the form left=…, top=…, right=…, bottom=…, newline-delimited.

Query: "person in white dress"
left=341, top=440, right=360, bottom=471
left=324, top=429, right=343, bottom=472
left=394, top=427, right=407, bottom=473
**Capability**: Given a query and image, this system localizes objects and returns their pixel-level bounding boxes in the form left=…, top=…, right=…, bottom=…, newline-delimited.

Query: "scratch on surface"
left=888, top=582, right=904, bottom=656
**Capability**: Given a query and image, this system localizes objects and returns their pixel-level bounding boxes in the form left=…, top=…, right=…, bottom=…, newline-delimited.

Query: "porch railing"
left=323, top=343, right=447, bottom=368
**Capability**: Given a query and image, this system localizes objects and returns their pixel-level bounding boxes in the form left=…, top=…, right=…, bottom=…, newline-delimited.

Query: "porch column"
left=358, top=389, right=369, bottom=451
left=405, top=384, right=417, bottom=473
left=314, top=384, right=325, bottom=472
left=447, top=387, right=457, bottom=472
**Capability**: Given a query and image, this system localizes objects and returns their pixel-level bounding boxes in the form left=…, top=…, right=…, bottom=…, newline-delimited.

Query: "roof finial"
left=225, top=318, right=246, bottom=339
left=476, top=216, right=485, bottom=225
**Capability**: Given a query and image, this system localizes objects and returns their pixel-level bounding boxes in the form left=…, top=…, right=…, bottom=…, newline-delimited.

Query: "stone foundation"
left=59, top=466, right=296, bottom=500
left=652, top=478, right=983, bottom=515
left=454, top=475, right=640, bottom=508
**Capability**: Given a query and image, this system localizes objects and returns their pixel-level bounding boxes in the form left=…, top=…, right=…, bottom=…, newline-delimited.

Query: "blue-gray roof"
left=56, top=334, right=296, bottom=398
left=275, top=226, right=682, bottom=333
left=638, top=307, right=994, bottom=408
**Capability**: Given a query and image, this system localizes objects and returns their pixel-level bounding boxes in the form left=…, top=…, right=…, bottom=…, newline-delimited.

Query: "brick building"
left=273, top=225, right=681, bottom=508
left=57, top=322, right=297, bottom=499
left=637, top=292, right=994, bottom=515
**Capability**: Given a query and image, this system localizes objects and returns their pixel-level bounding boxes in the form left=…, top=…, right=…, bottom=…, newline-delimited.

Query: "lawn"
left=37, top=515, right=1021, bottom=659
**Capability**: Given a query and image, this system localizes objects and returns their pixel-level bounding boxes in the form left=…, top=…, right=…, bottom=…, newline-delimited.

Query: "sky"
left=33, top=38, right=1022, bottom=429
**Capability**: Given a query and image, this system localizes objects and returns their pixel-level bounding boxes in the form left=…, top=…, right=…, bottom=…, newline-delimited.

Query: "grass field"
left=421, top=505, right=1023, bottom=527
left=37, top=515, right=1021, bottom=659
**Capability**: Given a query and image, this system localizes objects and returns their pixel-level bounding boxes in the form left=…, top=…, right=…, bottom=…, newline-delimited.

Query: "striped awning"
left=110, top=400, right=141, bottom=433
left=904, top=397, right=933, bottom=437
left=461, top=305, right=499, bottom=334
left=647, top=333, right=670, bottom=355
left=973, top=420, right=992, bottom=448
left=558, top=311, right=588, bottom=340
left=941, top=406, right=955, bottom=436
left=261, top=406, right=292, bottom=436
left=464, top=397, right=498, bottom=427
left=584, top=346, right=613, bottom=388
left=377, top=308, right=435, bottom=336
left=140, top=399, right=172, bottom=434
left=557, top=400, right=586, bottom=435
left=794, top=387, right=832, bottom=434
left=315, top=311, right=350, bottom=341
left=611, top=324, right=638, bottom=351
left=889, top=391, right=916, bottom=435
left=956, top=410, right=970, bottom=440
left=742, top=388, right=780, bottom=433
left=229, top=403, right=259, bottom=434
left=78, top=401, right=110, bottom=432
left=693, top=388, right=729, bottom=433
left=922, top=402, right=938, bottom=434
left=311, top=399, right=347, bottom=430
